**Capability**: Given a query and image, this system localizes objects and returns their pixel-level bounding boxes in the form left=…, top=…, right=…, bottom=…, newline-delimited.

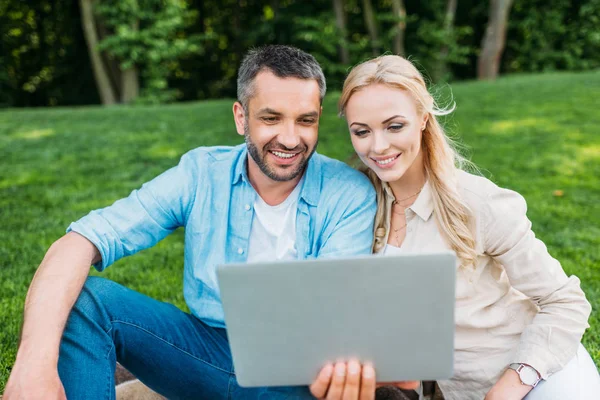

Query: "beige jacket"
left=379, top=170, right=591, bottom=400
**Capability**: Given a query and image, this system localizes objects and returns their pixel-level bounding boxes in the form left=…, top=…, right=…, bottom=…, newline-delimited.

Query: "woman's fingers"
left=309, top=364, right=334, bottom=399
left=359, top=363, right=376, bottom=400
left=325, top=362, right=347, bottom=399
left=341, top=360, right=361, bottom=400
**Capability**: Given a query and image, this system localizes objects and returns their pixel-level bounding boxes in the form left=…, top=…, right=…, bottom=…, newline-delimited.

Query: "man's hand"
left=484, top=369, right=534, bottom=400
left=309, top=360, right=420, bottom=400
left=4, top=363, right=67, bottom=400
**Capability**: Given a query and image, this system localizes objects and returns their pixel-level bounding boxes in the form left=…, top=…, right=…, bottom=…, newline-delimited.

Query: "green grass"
left=1, top=70, right=599, bottom=390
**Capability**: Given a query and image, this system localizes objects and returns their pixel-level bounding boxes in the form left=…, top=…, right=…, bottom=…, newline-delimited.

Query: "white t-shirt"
left=246, top=181, right=302, bottom=263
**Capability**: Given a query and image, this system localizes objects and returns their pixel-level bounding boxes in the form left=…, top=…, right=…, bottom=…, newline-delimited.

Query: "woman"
left=309, top=55, right=599, bottom=400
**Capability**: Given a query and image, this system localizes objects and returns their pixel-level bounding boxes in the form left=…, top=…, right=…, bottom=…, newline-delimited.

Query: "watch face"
left=520, top=366, right=539, bottom=385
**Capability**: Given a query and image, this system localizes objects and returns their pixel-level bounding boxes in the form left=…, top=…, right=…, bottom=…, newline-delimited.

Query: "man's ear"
left=233, top=102, right=246, bottom=136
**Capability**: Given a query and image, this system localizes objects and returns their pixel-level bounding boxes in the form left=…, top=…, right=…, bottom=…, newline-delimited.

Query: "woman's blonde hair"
left=339, top=55, right=477, bottom=267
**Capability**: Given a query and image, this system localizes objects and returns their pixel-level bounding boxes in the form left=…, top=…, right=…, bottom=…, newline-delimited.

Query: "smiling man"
left=5, top=45, right=376, bottom=399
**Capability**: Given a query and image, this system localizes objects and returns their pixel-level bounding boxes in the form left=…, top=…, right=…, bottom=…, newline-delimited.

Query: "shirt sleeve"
left=316, top=175, right=377, bottom=259
left=67, top=152, right=199, bottom=271
left=482, top=185, right=591, bottom=379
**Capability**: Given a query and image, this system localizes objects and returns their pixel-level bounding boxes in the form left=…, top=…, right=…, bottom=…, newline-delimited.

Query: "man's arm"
left=5, top=232, right=99, bottom=399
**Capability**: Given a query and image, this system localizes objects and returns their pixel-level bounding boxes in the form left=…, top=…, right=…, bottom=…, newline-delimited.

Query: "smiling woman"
left=308, top=55, right=600, bottom=400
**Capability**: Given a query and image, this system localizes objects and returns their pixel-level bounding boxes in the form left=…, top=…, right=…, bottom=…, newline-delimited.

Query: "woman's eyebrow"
left=382, top=115, right=406, bottom=124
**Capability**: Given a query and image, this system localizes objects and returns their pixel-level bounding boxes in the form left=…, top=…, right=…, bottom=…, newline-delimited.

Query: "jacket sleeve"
left=482, top=185, right=591, bottom=379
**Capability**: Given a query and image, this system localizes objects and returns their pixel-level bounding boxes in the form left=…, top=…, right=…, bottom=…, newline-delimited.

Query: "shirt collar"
left=231, top=145, right=321, bottom=207
left=383, top=179, right=434, bottom=221
left=231, top=144, right=248, bottom=185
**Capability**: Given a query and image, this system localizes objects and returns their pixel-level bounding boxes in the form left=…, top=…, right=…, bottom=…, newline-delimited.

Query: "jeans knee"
left=69, top=276, right=118, bottom=327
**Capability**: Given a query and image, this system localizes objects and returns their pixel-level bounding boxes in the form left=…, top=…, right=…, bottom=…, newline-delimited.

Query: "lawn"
left=1, top=70, right=599, bottom=391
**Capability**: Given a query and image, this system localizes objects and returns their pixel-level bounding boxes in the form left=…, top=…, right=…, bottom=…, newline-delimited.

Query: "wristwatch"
left=508, top=363, right=542, bottom=387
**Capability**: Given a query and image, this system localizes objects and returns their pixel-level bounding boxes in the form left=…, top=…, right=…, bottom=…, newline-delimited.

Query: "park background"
left=1, top=0, right=599, bottom=392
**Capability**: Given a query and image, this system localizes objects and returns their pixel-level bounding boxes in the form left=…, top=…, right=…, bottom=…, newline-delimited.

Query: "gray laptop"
left=217, top=252, right=456, bottom=387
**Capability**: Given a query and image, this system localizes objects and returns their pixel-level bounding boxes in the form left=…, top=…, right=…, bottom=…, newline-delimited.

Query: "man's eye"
left=301, top=118, right=316, bottom=124
left=262, top=117, right=278, bottom=123
left=388, top=124, right=404, bottom=131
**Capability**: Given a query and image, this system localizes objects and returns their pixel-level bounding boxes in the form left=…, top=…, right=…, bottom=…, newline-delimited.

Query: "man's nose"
left=278, top=122, right=301, bottom=149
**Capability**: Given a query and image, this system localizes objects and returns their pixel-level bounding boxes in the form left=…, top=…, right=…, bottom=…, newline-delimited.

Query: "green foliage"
left=1, top=71, right=599, bottom=391
left=95, top=0, right=214, bottom=103
left=1, top=0, right=599, bottom=106
left=505, top=0, right=600, bottom=72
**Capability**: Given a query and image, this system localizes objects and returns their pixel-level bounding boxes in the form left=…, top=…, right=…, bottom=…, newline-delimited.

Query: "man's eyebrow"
left=298, top=111, right=319, bottom=119
left=256, top=108, right=282, bottom=115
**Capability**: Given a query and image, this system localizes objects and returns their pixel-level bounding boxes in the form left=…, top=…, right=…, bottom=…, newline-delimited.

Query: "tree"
left=361, top=0, right=379, bottom=55
left=332, top=0, right=349, bottom=64
left=478, top=0, right=514, bottom=80
left=432, top=0, right=457, bottom=81
left=390, top=0, right=406, bottom=56
left=80, top=0, right=117, bottom=105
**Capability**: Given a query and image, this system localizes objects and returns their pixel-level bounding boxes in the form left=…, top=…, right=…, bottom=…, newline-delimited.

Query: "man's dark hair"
left=237, top=45, right=326, bottom=110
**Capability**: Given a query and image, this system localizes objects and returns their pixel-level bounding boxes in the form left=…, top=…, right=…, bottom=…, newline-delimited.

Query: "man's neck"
left=247, top=156, right=303, bottom=206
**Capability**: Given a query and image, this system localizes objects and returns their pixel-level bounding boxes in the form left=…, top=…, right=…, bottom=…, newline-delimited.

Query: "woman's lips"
left=371, top=153, right=401, bottom=169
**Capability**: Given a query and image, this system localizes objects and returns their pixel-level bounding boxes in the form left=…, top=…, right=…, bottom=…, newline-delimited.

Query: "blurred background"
left=1, top=0, right=599, bottom=107
left=1, top=0, right=600, bottom=392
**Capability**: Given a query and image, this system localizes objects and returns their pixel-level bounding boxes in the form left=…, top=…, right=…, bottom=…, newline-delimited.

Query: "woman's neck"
left=388, top=155, right=427, bottom=203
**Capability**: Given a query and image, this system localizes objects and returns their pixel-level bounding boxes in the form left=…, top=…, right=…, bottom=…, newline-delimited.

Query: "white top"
left=246, top=181, right=302, bottom=263
left=383, top=243, right=403, bottom=255
left=377, top=170, right=591, bottom=400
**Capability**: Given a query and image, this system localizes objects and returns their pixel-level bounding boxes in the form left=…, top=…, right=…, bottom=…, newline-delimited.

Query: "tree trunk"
left=120, top=19, right=139, bottom=103
left=361, top=0, right=379, bottom=56
left=121, top=67, right=139, bottom=103
left=433, top=0, right=457, bottom=82
left=79, top=0, right=117, bottom=105
left=332, top=0, right=350, bottom=64
left=390, top=0, right=406, bottom=56
left=478, top=0, right=513, bottom=80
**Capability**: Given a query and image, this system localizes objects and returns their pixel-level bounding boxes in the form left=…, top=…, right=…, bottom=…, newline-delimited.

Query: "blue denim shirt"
left=68, top=144, right=376, bottom=327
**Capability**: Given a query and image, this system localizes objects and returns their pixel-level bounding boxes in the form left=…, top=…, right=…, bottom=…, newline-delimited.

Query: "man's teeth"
left=376, top=156, right=397, bottom=165
left=272, top=151, right=296, bottom=159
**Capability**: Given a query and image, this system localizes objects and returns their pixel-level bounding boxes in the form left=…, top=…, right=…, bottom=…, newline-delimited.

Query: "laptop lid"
left=217, top=252, right=456, bottom=387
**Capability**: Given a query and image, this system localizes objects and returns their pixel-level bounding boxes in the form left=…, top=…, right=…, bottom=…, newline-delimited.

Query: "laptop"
left=217, top=252, right=456, bottom=387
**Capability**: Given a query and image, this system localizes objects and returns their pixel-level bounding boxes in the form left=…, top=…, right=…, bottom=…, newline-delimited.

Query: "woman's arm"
left=481, top=185, right=591, bottom=397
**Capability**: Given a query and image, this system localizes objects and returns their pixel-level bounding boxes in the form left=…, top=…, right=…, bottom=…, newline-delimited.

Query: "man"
left=5, top=45, right=376, bottom=399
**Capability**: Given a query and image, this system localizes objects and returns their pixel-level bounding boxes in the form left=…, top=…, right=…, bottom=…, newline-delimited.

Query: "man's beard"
left=244, top=123, right=317, bottom=182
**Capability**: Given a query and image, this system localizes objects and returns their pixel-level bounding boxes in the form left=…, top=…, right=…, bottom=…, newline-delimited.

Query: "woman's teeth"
left=272, top=151, right=296, bottom=159
left=375, top=155, right=398, bottom=165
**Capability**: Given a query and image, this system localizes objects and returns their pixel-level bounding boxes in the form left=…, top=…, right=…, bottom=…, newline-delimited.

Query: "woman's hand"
left=309, top=360, right=420, bottom=400
left=484, top=369, right=534, bottom=400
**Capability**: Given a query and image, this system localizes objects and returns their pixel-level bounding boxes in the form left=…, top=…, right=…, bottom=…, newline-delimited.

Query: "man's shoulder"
left=182, top=143, right=244, bottom=163
left=313, top=153, right=374, bottom=197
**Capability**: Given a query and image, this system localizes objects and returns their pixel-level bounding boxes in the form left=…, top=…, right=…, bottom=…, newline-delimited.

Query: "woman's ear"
left=421, top=113, right=429, bottom=131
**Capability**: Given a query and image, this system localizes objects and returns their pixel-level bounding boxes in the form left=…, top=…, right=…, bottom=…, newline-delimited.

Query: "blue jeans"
left=58, top=277, right=313, bottom=399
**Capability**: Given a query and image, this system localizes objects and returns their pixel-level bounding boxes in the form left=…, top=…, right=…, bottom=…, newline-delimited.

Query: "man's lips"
left=268, top=149, right=302, bottom=164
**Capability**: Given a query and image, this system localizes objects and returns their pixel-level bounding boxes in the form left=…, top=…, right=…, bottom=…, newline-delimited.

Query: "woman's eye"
left=354, top=130, right=369, bottom=137
left=388, top=124, right=404, bottom=131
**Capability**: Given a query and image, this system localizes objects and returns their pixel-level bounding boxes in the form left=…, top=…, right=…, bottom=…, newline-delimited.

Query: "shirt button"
left=245, top=204, right=251, bottom=211
left=237, top=248, right=244, bottom=255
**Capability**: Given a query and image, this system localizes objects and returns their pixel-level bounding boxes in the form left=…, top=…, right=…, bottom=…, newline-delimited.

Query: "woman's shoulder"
left=455, top=169, right=528, bottom=222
